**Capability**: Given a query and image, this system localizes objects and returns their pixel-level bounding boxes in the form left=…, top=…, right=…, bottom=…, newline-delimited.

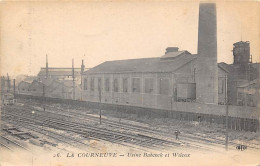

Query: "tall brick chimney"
left=196, top=3, right=218, bottom=104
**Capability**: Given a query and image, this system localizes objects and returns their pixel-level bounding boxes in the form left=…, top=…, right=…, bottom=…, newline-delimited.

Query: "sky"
left=0, top=1, right=259, bottom=78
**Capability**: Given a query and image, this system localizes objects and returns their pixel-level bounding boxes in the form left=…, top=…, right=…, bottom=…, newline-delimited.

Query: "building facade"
left=82, top=49, right=227, bottom=110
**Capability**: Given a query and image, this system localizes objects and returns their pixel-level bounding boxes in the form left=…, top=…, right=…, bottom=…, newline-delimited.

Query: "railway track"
left=43, top=104, right=260, bottom=152
left=0, top=135, right=31, bottom=152
left=4, top=102, right=259, bottom=153
left=3, top=106, right=181, bottom=152
left=1, top=105, right=230, bottom=152
left=0, top=141, right=14, bottom=151
left=30, top=104, right=260, bottom=152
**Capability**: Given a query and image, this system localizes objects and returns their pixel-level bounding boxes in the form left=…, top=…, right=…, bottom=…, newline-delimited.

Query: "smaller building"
left=46, top=79, right=81, bottom=100
left=17, top=81, right=31, bottom=94
left=237, top=79, right=259, bottom=107
left=37, top=67, right=82, bottom=80
left=18, top=78, right=81, bottom=100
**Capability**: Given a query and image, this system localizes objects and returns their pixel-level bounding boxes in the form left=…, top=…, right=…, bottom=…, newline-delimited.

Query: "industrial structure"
left=15, top=56, right=86, bottom=100
left=1, top=3, right=259, bottom=132
left=196, top=3, right=218, bottom=104
left=82, top=3, right=226, bottom=108
left=82, top=4, right=259, bottom=109
left=79, top=3, right=259, bottom=131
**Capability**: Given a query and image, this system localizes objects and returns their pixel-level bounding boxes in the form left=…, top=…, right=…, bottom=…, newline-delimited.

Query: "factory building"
left=82, top=50, right=227, bottom=110
left=82, top=3, right=259, bottom=110
left=236, top=79, right=259, bottom=107
left=37, top=55, right=84, bottom=82
left=37, top=67, right=82, bottom=81
left=218, top=41, right=259, bottom=106
left=17, top=57, right=86, bottom=100
left=82, top=3, right=227, bottom=109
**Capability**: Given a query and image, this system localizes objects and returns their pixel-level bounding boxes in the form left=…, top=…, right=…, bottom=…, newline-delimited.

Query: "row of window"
left=84, top=77, right=170, bottom=95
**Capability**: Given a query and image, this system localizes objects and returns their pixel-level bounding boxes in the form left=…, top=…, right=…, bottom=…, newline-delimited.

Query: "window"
left=113, top=78, right=119, bottom=92
left=159, top=78, right=169, bottom=95
left=132, top=78, right=140, bottom=93
left=218, top=79, right=224, bottom=94
left=84, top=78, right=88, bottom=90
left=105, top=78, right=110, bottom=92
left=98, top=78, right=102, bottom=91
left=90, top=77, right=95, bottom=91
left=145, top=78, right=154, bottom=93
left=123, top=78, right=128, bottom=93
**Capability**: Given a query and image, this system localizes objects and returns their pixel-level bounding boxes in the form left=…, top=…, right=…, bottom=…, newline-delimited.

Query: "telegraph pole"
left=225, top=72, right=229, bottom=151
left=43, top=83, right=45, bottom=111
left=13, top=79, right=16, bottom=99
left=98, top=80, right=102, bottom=125
left=7, top=73, right=10, bottom=92
left=46, top=54, right=49, bottom=79
left=81, top=59, right=85, bottom=101
left=72, top=59, right=75, bottom=100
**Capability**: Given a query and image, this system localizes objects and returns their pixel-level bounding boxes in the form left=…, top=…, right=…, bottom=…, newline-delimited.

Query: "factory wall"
left=218, top=67, right=227, bottom=105
left=83, top=60, right=229, bottom=110
left=82, top=60, right=198, bottom=110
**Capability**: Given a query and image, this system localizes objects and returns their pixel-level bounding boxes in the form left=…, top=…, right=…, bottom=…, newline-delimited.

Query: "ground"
left=0, top=99, right=259, bottom=166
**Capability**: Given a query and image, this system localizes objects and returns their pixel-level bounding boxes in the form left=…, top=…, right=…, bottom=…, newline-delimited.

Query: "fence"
left=16, top=94, right=259, bottom=132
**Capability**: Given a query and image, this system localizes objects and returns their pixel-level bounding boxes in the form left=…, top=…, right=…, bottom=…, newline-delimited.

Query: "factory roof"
left=38, top=68, right=81, bottom=77
left=237, top=79, right=260, bottom=88
left=85, top=53, right=197, bottom=74
left=217, top=62, right=231, bottom=73
left=160, top=51, right=190, bottom=59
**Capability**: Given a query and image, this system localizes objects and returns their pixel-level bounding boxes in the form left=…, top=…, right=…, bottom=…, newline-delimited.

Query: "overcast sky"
left=1, top=1, right=259, bottom=77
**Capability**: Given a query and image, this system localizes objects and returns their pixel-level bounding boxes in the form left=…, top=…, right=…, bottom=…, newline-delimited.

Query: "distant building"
left=37, top=67, right=82, bottom=80
left=17, top=81, right=31, bottom=94
left=218, top=41, right=259, bottom=106
left=21, top=78, right=81, bottom=100
left=46, top=79, right=81, bottom=100
left=237, top=79, right=259, bottom=107
left=17, top=58, right=87, bottom=100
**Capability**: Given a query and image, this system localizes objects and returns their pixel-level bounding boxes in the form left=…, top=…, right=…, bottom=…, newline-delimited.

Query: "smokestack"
left=81, top=60, right=85, bottom=74
left=196, top=3, right=218, bottom=104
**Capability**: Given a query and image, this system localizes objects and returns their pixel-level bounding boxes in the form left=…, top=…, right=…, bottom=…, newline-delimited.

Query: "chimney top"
left=165, top=47, right=179, bottom=54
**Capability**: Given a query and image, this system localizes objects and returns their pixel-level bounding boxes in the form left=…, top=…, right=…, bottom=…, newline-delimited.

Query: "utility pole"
left=43, top=83, right=45, bottom=111
left=72, top=59, right=75, bottom=100
left=7, top=73, right=10, bottom=92
left=81, top=59, right=85, bottom=101
left=171, top=94, right=173, bottom=118
left=225, top=71, right=229, bottom=151
left=98, top=80, right=102, bottom=125
left=46, top=54, right=49, bottom=79
left=62, top=81, right=64, bottom=99
left=13, top=79, right=16, bottom=99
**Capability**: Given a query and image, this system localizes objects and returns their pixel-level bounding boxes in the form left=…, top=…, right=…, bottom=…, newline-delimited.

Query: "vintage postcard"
left=0, top=1, right=259, bottom=166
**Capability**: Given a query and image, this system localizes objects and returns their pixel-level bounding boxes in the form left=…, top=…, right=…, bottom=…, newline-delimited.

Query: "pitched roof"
left=237, top=79, right=260, bottom=88
left=161, top=51, right=190, bottom=59
left=217, top=62, right=231, bottom=73
left=38, top=68, right=81, bottom=77
left=85, top=53, right=198, bottom=74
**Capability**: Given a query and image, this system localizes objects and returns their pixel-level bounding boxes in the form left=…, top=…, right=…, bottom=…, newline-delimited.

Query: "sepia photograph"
left=0, top=1, right=259, bottom=166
